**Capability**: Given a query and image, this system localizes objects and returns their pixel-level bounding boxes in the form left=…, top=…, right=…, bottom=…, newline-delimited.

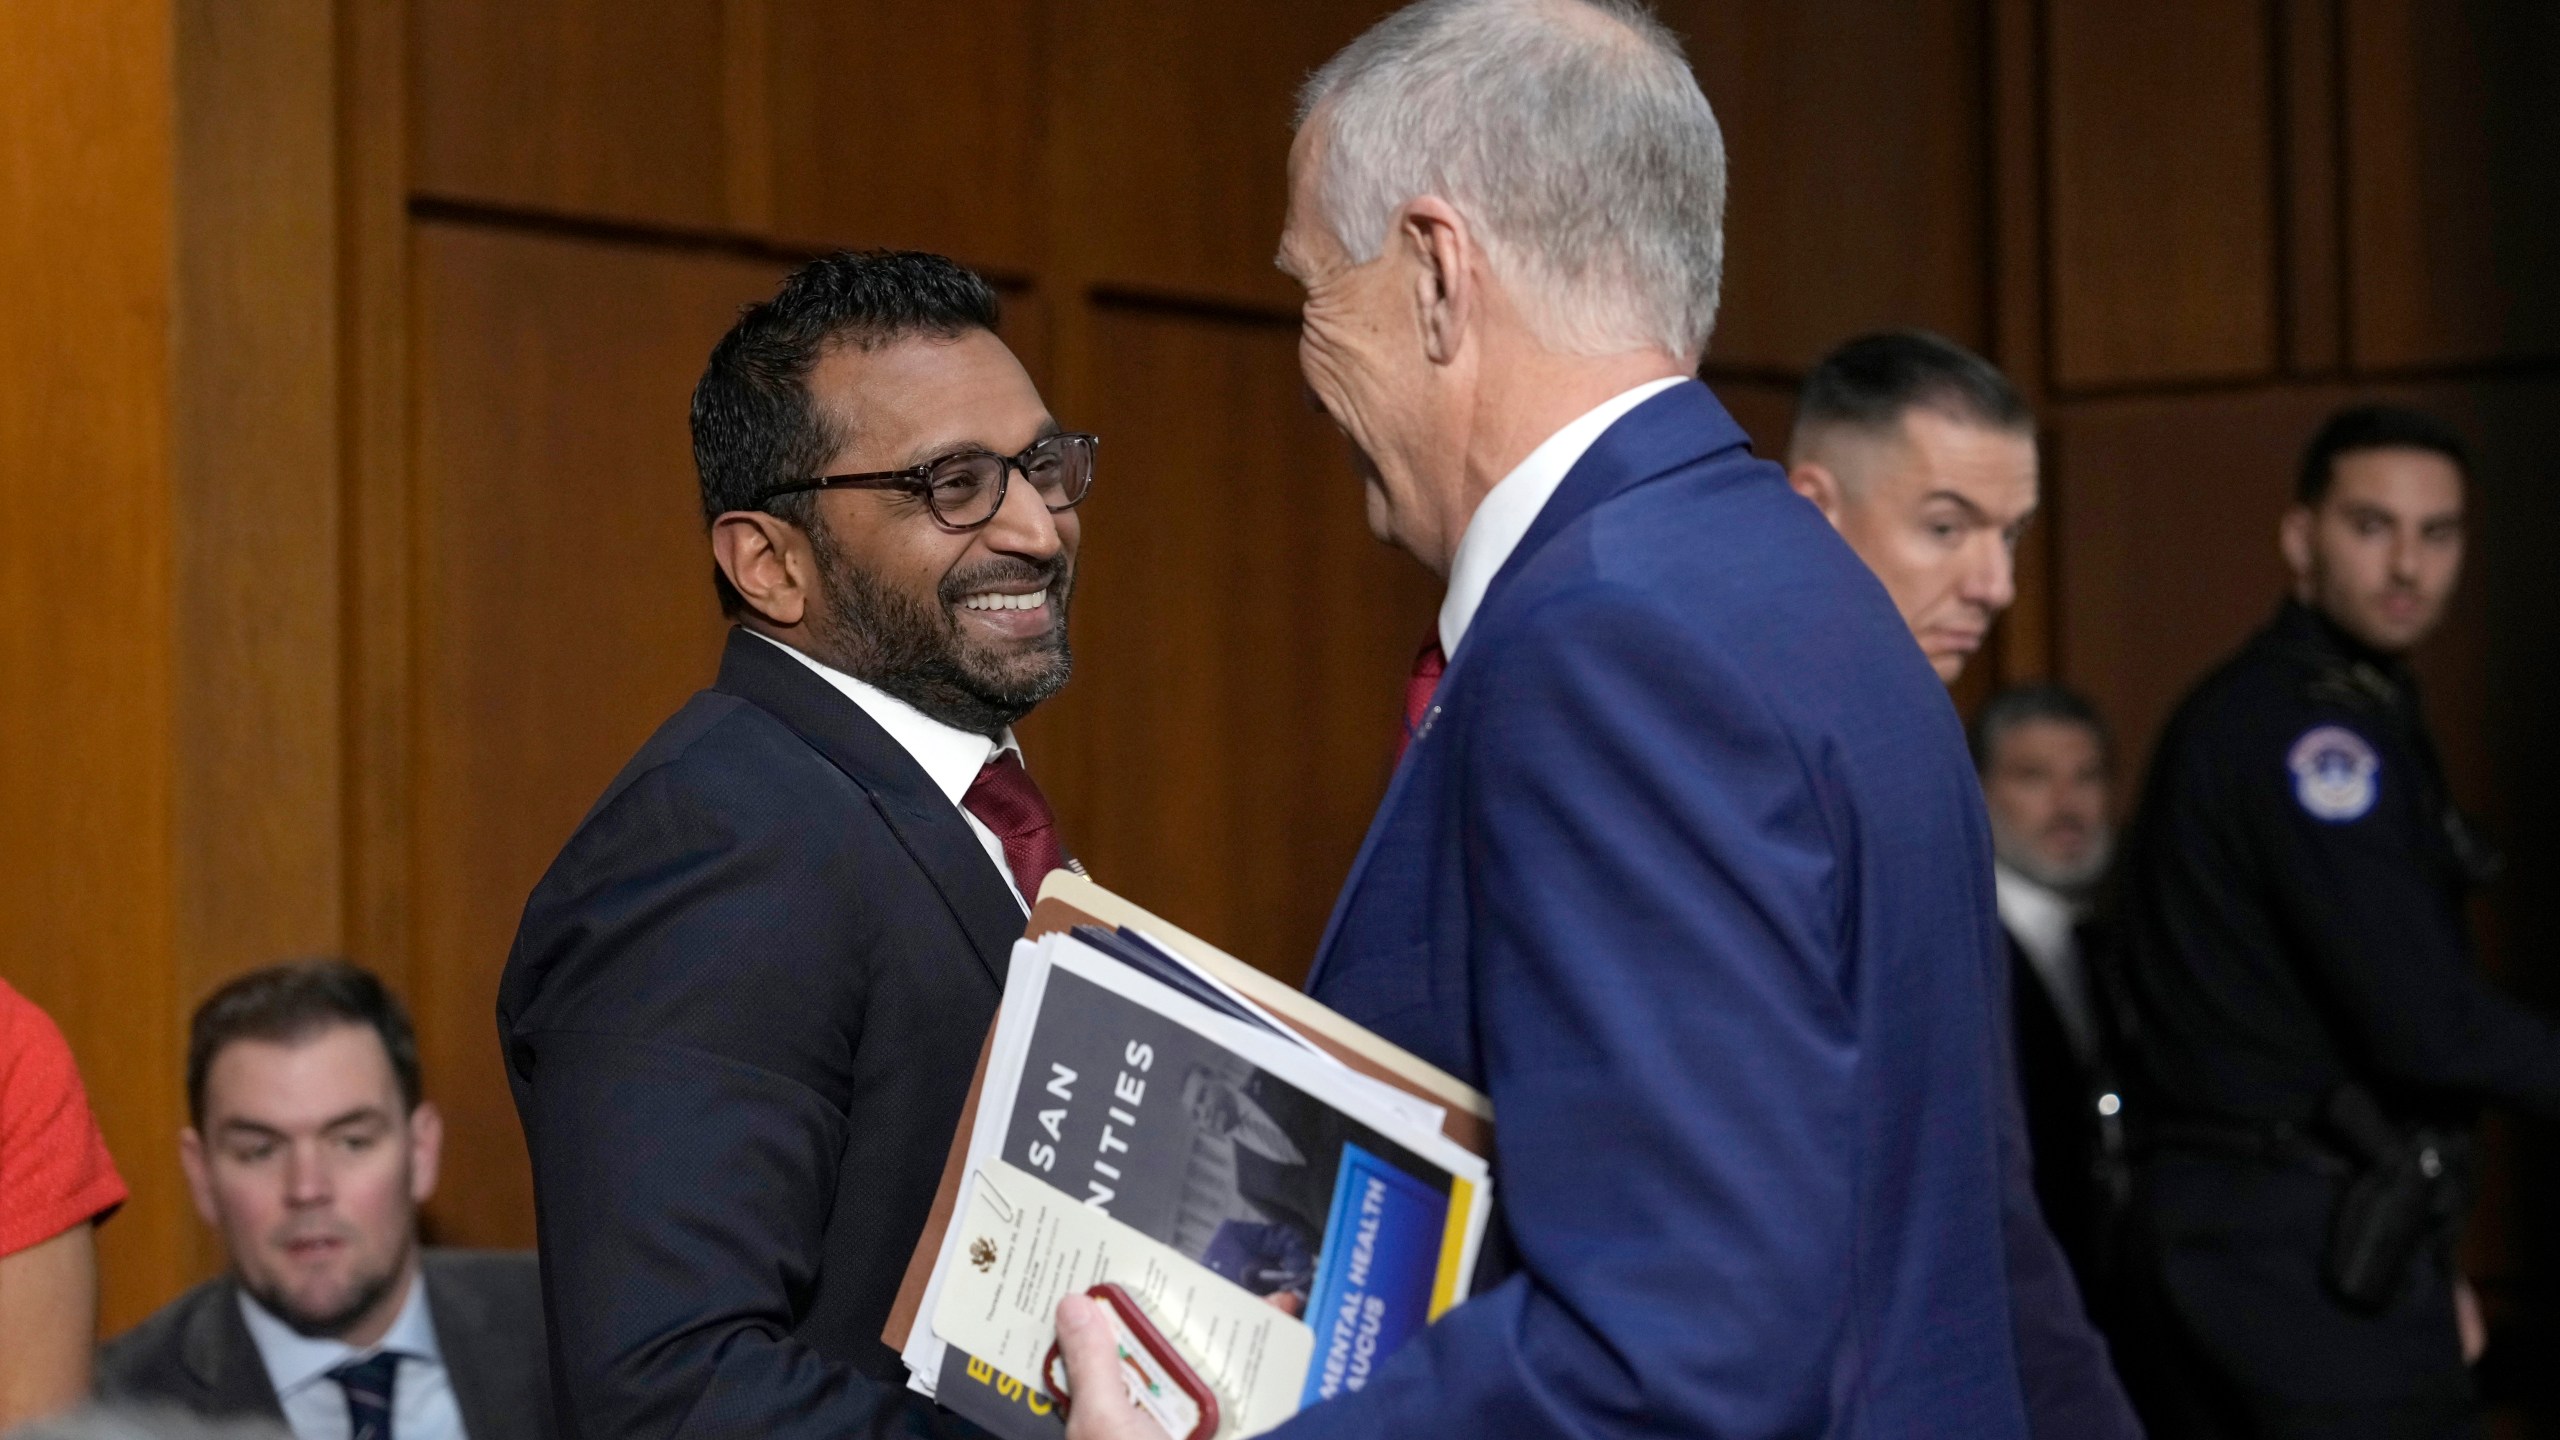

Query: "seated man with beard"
left=99, top=960, right=550, bottom=1440
left=1972, top=685, right=2134, bottom=1314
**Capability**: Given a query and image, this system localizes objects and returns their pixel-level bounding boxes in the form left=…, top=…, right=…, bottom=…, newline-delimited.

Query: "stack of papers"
left=886, top=874, right=1495, bottom=1439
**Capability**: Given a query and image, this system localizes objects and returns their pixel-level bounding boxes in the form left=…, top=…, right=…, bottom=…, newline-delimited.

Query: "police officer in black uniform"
left=2115, top=404, right=2560, bottom=1439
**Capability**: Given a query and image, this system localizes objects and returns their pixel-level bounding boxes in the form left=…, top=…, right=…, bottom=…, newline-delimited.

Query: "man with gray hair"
left=1972, top=685, right=2135, bottom=1320
left=1055, top=2, right=2133, bottom=1436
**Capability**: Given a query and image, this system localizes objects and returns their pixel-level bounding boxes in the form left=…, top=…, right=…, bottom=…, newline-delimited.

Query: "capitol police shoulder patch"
left=2287, top=725, right=2381, bottom=822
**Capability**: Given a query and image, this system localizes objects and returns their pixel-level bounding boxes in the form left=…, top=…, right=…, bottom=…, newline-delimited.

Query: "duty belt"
left=2137, top=1113, right=2355, bottom=1177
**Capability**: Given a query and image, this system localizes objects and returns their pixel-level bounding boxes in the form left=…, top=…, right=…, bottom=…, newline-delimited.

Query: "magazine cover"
left=996, top=963, right=1467, bottom=1405
left=904, top=929, right=1492, bottom=1438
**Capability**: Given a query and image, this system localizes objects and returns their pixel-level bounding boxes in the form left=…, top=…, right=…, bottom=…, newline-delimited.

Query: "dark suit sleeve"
left=504, top=761, right=961, bottom=1440
left=2245, top=719, right=2560, bottom=1116
left=1987, top=964, right=2142, bottom=1439
left=1275, top=583, right=1911, bottom=1438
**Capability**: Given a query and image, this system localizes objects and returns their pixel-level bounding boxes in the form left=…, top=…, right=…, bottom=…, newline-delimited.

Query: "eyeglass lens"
left=927, top=435, right=1094, bottom=527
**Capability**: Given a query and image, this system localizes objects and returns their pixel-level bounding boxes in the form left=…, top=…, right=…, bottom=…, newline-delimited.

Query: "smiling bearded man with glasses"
left=500, top=249, right=1091, bottom=1440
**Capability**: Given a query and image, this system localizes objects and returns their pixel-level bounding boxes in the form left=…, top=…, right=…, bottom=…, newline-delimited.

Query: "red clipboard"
left=1042, top=1282, right=1220, bottom=1440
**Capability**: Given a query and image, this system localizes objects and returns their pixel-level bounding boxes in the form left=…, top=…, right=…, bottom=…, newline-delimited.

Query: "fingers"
left=1055, top=1294, right=1170, bottom=1440
left=2455, top=1277, right=2487, bottom=1366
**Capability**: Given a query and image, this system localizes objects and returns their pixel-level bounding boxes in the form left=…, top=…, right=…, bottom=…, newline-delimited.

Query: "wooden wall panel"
left=171, top=8, right=347, bottom=1280
left=344, top=0, right=418, bottom=989
left=1673, top=0, right=1988, bottom=369
left=1051, top=0, right=1393, bottom=305
left=412, top=0, right=728, bottom=228
left=2047, top=3, right=2279, bottom=389
left=2277, top=0, right=2344, bottom=374
left=2343, top=0, right=2560, bottom=370
left=761, top=0, right=1044, bottom=270
left=2054, top=389, right=2351, bottom=784
left=167, top=0, right=350, bottom=1276
left=1027, top=305, right=1438, bottom=980
left=410, top=224, right=775, bottom=1245
left=0, top=0, right=186, bottom=1339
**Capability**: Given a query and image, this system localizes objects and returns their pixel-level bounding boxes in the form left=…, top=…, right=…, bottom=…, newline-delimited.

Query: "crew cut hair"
left=1969, top=683, right=2110, bottom=775
left=1790, top=330, right=2032, bottom=461
left=1295, top=0, right=1726, bottom=361
left=692, top=250, right=1003, bottom=616
left=187, top=959, right=423, bottom=1129
left=2294, top=403, right=2471, bottom=507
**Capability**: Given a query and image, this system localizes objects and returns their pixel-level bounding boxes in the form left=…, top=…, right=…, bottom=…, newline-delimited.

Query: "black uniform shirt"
left=2122, top=599, right=2560, bottom=1129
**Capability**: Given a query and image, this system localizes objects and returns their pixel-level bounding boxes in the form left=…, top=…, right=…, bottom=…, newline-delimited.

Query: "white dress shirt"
left=749, top=629, right=1031, bottom=912
left=1437, top=375, right=1689, bottom=658
left=239, top=1269, right=466, bottom=1440
left=1994, top=860, right=2101, bottom=1066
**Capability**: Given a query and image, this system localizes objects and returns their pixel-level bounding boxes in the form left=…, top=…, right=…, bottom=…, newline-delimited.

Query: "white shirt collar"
left=1993, top=862, right=2082, bottom=965
left=238, top=1264, right=443, bottom=1400
left=1437, top=376, right=1688, bottom=658
left=747, top=629, right=1018, bottom=806
left=1993, top=860, right=2101, bottom=1062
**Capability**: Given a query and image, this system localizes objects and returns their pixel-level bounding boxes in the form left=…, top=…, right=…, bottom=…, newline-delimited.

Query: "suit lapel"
left=180, top=1279, right=291, bottom=1420
left=1306, top=381, right=1754, bottom=993
left=423, top=1257, right=519, bottom=1440
left=714, top=630, right=1024, bottom=987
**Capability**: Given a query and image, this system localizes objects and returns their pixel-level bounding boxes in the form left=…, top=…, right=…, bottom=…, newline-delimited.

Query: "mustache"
left=269, top=1218, right=356, bottom=1248
left=938, top=557, right=1067, bottom=606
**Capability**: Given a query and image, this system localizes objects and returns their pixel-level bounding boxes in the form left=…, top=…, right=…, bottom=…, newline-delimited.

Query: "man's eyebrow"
left=1921, top=490, right=1994, bottom=524
left=215, top=1119, right=288, bottom=1142
left=321, top=1106, right=393, bottom=1133
left=901, top=418, right=1063, bottom=470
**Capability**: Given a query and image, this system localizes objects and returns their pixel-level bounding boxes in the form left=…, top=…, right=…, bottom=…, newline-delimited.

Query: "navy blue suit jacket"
left=1282, top=383, right=2135, bottom=1438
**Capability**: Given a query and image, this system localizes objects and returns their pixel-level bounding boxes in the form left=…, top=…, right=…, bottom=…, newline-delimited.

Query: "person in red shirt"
left=0, top=978, right=128, bottom=1424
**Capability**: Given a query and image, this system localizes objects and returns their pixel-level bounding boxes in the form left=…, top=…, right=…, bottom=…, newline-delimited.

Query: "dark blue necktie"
left=327, top=1352, right=400, bottom=1440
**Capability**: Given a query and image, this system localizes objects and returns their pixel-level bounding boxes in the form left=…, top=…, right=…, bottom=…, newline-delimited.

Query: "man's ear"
left=407, top=1101, right=444, bottom=1206
left=1787, top=460, right=1848, bottom=528
left=1397, top=196, right=1474, bottom=367
left=711, top=510, right=813, bottom=626
left=2279, top=504, right=2316, bottom=599
left=179, top=1128, right=220, bottom=1229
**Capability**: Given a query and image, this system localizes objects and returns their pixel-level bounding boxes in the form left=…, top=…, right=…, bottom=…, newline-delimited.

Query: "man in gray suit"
left=98, top=961, right=550, bottom=1440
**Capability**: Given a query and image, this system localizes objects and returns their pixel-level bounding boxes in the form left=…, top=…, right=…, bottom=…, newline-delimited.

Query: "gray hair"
left=1296, top=0, right=1726, bottom=361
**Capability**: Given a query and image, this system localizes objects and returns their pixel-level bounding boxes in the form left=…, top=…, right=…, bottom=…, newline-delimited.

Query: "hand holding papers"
left=1047, top=1283, right=1222, bottom=1440
left=892, top=875, right=1495, bottom=1439
left=940, top=1161, right=1308, bottom=1434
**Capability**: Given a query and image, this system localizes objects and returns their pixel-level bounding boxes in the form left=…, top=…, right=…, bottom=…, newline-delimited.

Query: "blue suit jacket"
left=1284, top=383, right=2135, bottom=1438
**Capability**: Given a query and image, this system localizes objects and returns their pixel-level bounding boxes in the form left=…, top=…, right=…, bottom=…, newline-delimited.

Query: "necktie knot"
left=328, top=1351, right=400, bottom=1440
left=963, top=751, right=1071, bottom=903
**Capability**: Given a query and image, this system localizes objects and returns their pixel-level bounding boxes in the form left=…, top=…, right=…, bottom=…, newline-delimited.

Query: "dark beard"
left=802, top=518, right=1074, bottom=737
left=245, top=1249, right=408, bottom=1341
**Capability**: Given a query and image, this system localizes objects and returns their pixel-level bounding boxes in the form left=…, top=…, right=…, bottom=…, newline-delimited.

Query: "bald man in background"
left=1791, top=330, right=2144, bottom=1431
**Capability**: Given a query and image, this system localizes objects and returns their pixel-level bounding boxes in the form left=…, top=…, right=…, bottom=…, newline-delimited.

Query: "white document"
left=902, top=928, right=1493, bottom=1409
left=933, top=1159, right=1316, bottom=1437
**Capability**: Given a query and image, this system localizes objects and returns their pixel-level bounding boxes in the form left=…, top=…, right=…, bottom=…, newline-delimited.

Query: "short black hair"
left=1970, top=683, right=2109, bottom=775
left=187, top=959, right=422, bottom=1129
left=2294, top=403, right=2470, bottom=507
left=691, top=250, right=1004, bottom=616
left=1791, top=330, right=2032, bottom=457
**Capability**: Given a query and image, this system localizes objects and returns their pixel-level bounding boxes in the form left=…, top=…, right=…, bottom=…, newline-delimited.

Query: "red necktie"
left=963, top=751, right=1072, bottom=904
left=1396, top=636, right=1447, bottom=762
